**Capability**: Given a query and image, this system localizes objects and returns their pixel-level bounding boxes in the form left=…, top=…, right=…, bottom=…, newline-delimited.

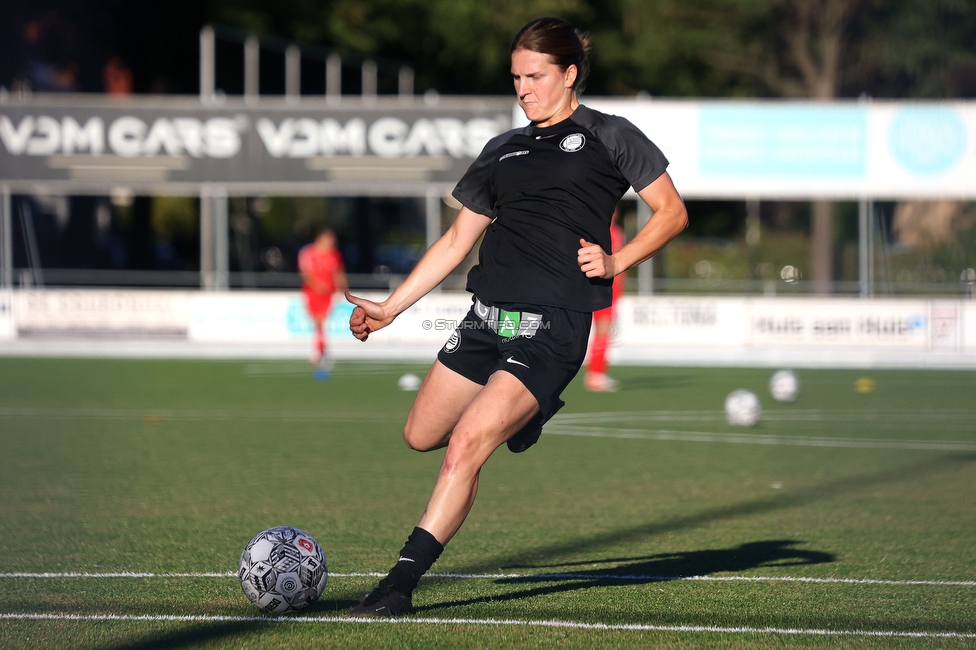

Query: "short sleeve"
left=451, top=129, right=519, bottom=217
left=608, top=116, right=669, bottom=192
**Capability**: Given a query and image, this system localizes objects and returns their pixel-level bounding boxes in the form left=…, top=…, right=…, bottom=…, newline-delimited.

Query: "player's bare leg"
left=402, top=360, right=484, bottom=451
left=417, top=370, right=539, bottom=544
left=310, top=316, right=326, bottom=365
left=352, top=369, right=539, bottom=616
left=585, top=314, right=618, bottom=392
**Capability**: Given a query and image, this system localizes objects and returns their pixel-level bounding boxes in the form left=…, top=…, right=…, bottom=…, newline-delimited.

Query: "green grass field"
left=1, top=358, right=975, bottom=648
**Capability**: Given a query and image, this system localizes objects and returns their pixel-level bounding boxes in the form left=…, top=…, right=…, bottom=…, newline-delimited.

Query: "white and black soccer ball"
left=769, top=369, right=800, bottom=402
left=239, top=526, right=328, bottom=614
left=724, top=389, right=762, bottom=427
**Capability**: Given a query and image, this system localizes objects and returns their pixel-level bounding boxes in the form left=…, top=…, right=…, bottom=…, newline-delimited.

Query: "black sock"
left=381, top=527, right=444, bottom=595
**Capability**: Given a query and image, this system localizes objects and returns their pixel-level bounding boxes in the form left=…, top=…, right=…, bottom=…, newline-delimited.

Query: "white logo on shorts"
left=505, top=356, right=530, bottom=368
left=444, top=330, right=460, bottom=353
left=559, top=133, right=586, bottom=152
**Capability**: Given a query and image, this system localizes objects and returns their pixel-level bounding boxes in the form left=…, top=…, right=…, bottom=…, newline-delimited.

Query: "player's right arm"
left=347, top=206, right=490, bottom=341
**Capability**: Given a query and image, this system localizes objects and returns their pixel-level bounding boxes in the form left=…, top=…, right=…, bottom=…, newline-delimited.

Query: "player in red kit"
left=299, top=226, right=347, bottom=371
left=585, top=206, right=626, bottom=392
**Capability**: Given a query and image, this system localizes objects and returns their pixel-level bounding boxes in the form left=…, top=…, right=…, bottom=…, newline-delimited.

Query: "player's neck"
left=534, top=96, right=579, bottom=128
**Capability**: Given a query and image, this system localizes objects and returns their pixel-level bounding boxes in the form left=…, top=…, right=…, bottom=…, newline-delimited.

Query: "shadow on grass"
left=416, top=453, right=976, bottom=613
left=461, top=453, right=976, bottom=575
left=106, top=598, right=359, bottom=650
left=304, top=596, right=361, bottom=614
left=505, top=539, right=835, bottom=574
left=418, top=539, right=834, bottom=613
left=107, top=621, right=268, bottom=650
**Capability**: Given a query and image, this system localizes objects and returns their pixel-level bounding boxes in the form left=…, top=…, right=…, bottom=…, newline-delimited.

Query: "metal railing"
left=200, top=24, right=415, bottom=105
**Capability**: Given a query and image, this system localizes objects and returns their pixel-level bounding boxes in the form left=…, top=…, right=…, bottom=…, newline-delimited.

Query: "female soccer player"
left=585, top=205, right=626, bottom=392
left=299, top=226, right=347, bottom=371
left=345, top=17, right=688, bottom=616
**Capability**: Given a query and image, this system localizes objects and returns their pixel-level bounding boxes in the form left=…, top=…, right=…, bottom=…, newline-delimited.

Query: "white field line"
left=554, top=409, right=976, bottom=423
left=0, top=407, right=398, bottom=423
left=544, top=425, right=976, bottom=452
left=2, top=572, right=974, bottom=587
left=1, top=612, right=974, bottom=639
left=243, top=363, right=426, bottom=377
left=2, top=406, right=974, bottom=425
left=553, top=410, right=976, bottom=429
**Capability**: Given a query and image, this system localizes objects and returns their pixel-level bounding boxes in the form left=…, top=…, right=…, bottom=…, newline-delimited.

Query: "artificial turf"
left=1, top=358, right=974, bottom=648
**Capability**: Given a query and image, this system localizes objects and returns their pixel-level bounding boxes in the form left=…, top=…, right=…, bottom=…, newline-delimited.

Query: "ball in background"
left=398, top=373, right=422, bottom=391
left=769, top=369, right=800, bottom=402
left=239, top=526, right=328, bottom=614
left=725, top=388, right=762, bottom=427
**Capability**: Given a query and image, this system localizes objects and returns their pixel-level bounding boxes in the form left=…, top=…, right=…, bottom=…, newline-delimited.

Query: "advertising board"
left=12, top=289, right=188, bottom=338
left=585, top=99, right=976, bottom=199
left=1, top=290, right=973, bottom=366
left=0, top=96, right=513, bottom=196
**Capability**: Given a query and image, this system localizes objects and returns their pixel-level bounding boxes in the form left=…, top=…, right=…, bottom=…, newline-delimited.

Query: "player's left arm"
left=578, top=172, right=688, bottom=280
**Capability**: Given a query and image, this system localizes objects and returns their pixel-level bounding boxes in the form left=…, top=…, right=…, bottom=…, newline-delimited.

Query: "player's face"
left=315, top=232, right=335, bottom=249
left=511, top=48, right=578, bottom=128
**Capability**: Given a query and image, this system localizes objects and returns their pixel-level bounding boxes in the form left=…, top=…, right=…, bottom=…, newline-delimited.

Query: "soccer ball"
left=398, top=373, right=422, bottom=391
left=239, top=526, right=328, bottom=614
left=769, top=369, right=799, bottom=402
left=724, top=389, right=762, bottom=427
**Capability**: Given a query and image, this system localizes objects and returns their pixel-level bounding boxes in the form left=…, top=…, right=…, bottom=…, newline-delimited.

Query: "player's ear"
left=564, top=64, right=577, bottom=89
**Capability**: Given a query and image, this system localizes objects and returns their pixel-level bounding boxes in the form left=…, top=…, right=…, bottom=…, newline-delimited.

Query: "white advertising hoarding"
left=1, top=289, right=973, bottom=367
left=186, top=292, right=466, bottom=347
left=747, top=298, right=930, bottom=348
left=11, top=289, right=188, bottom=338
left=0, top=290, right=12, bottom=341
left=584, top=99, right=976, bottom=199
left=614, top=296, right=747, bottom=347
left=962, top=302, right=976, bottom=351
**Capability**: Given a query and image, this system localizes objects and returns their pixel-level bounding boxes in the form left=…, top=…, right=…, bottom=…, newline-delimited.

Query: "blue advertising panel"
left=699, top=105, right=867, bottom=177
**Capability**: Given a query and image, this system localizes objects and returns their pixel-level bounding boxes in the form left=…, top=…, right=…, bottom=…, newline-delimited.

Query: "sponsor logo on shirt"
left=559, top=133, right=586, bottom=152
left=499, top=150, right=529, bottom=162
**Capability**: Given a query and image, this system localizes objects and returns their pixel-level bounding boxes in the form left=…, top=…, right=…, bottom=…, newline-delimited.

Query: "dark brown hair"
left=511, top=17, right=591, bottom=93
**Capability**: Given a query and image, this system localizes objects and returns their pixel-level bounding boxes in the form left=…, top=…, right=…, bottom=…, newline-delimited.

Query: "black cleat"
left=507, top=414, right=543, bottom=453
left=350, top=583, right=414, bottom=617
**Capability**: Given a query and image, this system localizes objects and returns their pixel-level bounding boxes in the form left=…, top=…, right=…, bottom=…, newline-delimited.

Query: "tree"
left=210, top=0, right=589, bottom=95
left=588, top=0, right=975, bottom=290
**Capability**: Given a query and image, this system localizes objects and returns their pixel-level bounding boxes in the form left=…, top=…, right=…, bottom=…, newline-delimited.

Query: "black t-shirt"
left=452, top=104, right=669, bottom=312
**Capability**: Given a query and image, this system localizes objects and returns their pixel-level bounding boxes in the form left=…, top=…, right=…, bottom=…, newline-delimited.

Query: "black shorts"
left=436, top=296, right=591, bottom=423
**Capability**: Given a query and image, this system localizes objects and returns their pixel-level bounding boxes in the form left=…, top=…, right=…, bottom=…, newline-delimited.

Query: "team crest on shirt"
left=559, top=133, right=586, bottom=152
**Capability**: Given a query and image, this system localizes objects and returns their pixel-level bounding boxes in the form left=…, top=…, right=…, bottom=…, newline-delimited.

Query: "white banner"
left=0, top=290, right=13, bottom=341
left=189, top=293, right=302, bottom=342
left=186, top=292, right=468, bottom=345
left=584, top=99, right=976, bottom=199
left=747, top=298, right=931, bottom=348
left=2, top=290, right=973, bottom=365
left=12, top=290, right=188, bottom=338
left=962, top=302, right=976, bottom=352
left=614, top=296, right=746, bottom=347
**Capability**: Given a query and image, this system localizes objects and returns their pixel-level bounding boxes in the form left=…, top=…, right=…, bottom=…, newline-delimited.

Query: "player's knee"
left=440, top=426, right=492, bottom=472
left=402, top=421, right=439, bottom=452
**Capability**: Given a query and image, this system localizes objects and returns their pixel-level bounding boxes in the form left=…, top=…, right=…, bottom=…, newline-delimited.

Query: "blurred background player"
left=299, top=226, right=347, bottom=373
left=585, top=206, right=626, bottom=392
